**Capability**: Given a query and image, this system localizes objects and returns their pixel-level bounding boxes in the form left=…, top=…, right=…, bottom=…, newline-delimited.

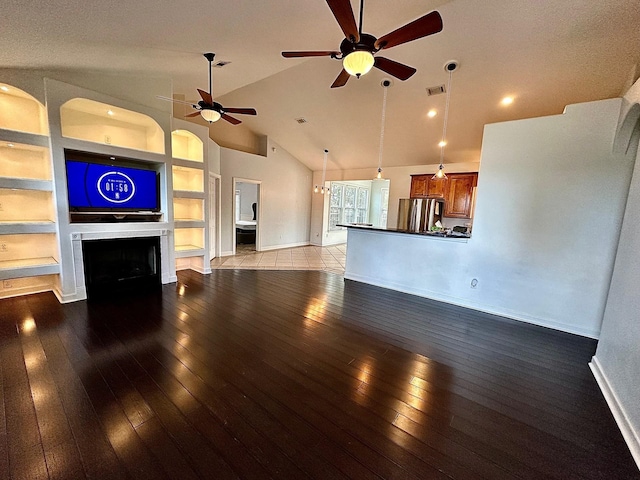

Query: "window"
left=328, top=182, right=370, bottom=230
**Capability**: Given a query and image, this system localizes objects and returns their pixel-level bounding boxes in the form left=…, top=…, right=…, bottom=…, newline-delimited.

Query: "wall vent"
left=295, top=117, right=308, bottom=124
left=213, top=61, right=231, bottom=68
left=426, top=85, right=446, bottom=96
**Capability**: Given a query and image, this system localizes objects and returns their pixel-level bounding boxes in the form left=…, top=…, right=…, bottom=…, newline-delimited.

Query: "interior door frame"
left=232, top=177, right=262, bottom=254
left=208, top=173, right=221, bottom=259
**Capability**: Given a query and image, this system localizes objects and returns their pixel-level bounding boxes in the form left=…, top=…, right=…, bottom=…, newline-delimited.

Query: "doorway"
left=232, top=178, right=261, bottom=255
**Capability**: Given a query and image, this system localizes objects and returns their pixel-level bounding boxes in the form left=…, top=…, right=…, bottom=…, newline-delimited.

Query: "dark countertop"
left=338, top=223, right=471, bottom=240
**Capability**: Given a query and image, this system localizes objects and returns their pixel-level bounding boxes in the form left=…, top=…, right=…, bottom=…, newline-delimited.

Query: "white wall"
left=310, top=162, right=480, bottom=245
left=219, top=138, right=312, bottom=254
left=238, top=182, right=258, bottom=221
left=591, top=81, right=640, bottom=468
left=344, top=98, right=634, bottom=338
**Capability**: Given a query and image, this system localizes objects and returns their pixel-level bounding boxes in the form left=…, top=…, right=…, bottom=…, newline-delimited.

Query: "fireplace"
left=82, top=236, right=161, bottom=298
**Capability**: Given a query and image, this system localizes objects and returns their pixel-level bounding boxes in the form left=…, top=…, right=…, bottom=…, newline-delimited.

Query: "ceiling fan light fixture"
left=200, top=109, right=221, bottom=123
left=343, top=50, right=375, bottom=77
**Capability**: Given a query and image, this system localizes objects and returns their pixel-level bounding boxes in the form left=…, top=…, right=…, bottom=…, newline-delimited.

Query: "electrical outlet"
left=104, top=135, right=112, bottom=144
left=3, top=280, right=12, bottom=289
left=0, top=243, right=7, bottom=252
left=470, top=278, right=478, bottom=289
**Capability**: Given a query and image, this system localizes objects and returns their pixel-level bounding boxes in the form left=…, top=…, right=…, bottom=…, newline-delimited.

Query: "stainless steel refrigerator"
left=397, top=198, right=444, bottom=233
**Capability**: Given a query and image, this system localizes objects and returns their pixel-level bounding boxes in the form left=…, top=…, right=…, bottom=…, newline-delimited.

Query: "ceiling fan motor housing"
left=340, top=33, right=378, bottom=57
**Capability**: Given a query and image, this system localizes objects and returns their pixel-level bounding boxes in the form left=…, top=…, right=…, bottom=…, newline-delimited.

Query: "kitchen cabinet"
left=444, top=173, right=477, bottom=218
left=410, top=172, right=478, bottom=219
left=409, top=174, right=428, bottom=198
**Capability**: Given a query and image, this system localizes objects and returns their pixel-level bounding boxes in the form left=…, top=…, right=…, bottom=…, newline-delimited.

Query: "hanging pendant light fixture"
left=433, top=61, right=459, bottom=180
left=376, top=79, right=391, bottom=179
left=314, top=149, right=330, bottom=194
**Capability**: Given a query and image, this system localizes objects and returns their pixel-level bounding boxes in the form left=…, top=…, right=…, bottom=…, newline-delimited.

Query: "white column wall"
left=344, top=98, right=634, bottom=338
left=591, top=80, right=640, bottom=469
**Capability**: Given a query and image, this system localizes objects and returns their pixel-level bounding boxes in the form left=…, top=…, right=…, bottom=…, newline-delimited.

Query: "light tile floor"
left=210, top=244, right=346, bottom=275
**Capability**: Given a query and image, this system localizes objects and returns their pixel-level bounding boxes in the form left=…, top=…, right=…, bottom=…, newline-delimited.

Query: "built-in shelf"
left=174, top=197, right=204, bottom=222
left=175, top=247, right=206, bottom=258
left=172, top=165, right=204, bottom=193
left=0, top=257, right=60, bottom=280
left=0, top=177, right=53, bottom=191
left=0, top=84, right=49, bottom=136
left=174, top=227, right=204, bottom=255
left=172, top=130, right=203, bottom=163
left=175, top=220, right=205, bottom=229
left=60, top=98, right=165, bottom=154
left=0, top=84, right=59, bottom=295
left=0, top=140, right=51, bottom=181
left=0, top=221, right=56, bottom=234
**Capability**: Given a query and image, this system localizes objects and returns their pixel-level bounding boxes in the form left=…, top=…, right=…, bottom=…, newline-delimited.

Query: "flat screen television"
left=65, top=154, right=160, bottom=212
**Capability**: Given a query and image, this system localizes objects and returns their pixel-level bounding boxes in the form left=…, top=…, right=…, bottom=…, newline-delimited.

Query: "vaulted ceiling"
left=2, top=0, right=639, bottom=171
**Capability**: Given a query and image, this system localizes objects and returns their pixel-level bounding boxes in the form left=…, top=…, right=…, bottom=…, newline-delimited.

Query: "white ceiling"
left=2, top=0, right=639, bottom=172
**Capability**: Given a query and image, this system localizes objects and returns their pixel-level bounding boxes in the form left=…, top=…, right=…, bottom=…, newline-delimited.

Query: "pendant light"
left=314, top=149, right=330, bottom=194
left=433, top=61, right=459, bottom=180
left=376, top=79, right=391, bottom=179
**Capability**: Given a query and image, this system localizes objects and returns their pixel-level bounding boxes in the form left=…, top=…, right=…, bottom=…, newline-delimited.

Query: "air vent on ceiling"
left=426, top=84, right=446, bottom=96
left=213, top=61, right=231, bottom=68
left=295, top=117, right=308, bottom=124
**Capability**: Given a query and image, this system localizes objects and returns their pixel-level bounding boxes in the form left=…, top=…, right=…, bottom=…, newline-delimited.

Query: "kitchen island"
left=341, top=223, right=476, bottom=314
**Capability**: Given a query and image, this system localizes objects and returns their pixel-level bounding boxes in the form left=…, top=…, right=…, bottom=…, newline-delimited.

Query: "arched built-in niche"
left=172, top=129, right=203, bottom=162
left=0, top=82, right=49, bottom=135
left=60, top=98, right=165, bottom=154
left=614, top=102, right=640, bottom=157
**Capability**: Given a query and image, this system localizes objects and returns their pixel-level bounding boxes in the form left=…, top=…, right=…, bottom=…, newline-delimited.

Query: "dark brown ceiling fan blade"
left=374, top=57, right=417, bottom=81
left=282, top=51, right=338, bottom=58
left=375, top=11, right=443, bottom=50
left=197, top=88, right=213, bottom=105
left=331, top=69, right=351, bottom=88
left=326, top=0, right=359, bottom=42
left=185, top=112, right=201, bottom=118
left=223, top=107, right=257, bottom=115
left=221, top=113, right=242, bottom=125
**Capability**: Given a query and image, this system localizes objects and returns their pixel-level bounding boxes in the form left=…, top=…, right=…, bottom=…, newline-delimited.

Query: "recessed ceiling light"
left=7, top=143, right=15, bottom=148
left=427, top=110, right=437, bottom=118
left=501, top=96, right=514, bottom=106
left=0, top=86, right=9, bottom=92
left=438, top=140, right=447, bottom=147
left=107, top=110, right=114, bottom=116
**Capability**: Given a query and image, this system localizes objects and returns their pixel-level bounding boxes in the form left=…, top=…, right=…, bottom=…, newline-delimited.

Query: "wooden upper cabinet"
left=427, top=176, right=447, bottom=198
left=410, top=172, right=478, bottom=218
left=444, top=173, right=478, bottom=218
left=409, top=174, right=429, bottom=198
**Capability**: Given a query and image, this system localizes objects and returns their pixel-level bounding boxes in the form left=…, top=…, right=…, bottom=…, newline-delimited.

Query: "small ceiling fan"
left=282, top=0, right=443, bottom=88
left=158, top=53, right=257, bottom=125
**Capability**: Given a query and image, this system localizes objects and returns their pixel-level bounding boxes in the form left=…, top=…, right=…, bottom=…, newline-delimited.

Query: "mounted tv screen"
left=65, top=158, right=159, bottom=212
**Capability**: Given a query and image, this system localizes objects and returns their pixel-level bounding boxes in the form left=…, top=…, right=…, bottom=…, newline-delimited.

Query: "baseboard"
left=259, top=241, right=309, bottom=252
left=590, top=356, right=640, bottom=470
left=0, top=285, right=55, bottom=301
left=220, top=250, right=234, bottom=257
left=343, top=272, right=600, bottom=339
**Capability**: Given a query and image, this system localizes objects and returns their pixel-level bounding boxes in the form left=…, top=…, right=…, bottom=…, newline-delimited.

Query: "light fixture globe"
left=200, top=108, right=221, bottom=123
left=343, top=51, right=375, bottom=78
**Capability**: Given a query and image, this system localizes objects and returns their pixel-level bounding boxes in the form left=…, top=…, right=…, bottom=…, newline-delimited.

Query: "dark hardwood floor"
left=0, top=269, right=638, bottom=479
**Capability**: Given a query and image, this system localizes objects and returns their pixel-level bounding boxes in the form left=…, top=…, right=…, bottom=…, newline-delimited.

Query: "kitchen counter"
left=338, top=223, right=471, bottom=240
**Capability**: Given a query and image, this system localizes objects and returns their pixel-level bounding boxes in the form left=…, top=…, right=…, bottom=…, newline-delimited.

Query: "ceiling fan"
left=158, top=53, right=257, bottom=125
left=282, top=0, right=443, bottom=88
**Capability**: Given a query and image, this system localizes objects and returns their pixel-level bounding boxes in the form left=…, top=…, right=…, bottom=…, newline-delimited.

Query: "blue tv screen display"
left=66, top=160, right=159, bottom=211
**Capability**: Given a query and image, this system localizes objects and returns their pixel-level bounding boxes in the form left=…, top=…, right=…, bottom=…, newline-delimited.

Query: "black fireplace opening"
left=82, top=236, right=161, bottom=299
